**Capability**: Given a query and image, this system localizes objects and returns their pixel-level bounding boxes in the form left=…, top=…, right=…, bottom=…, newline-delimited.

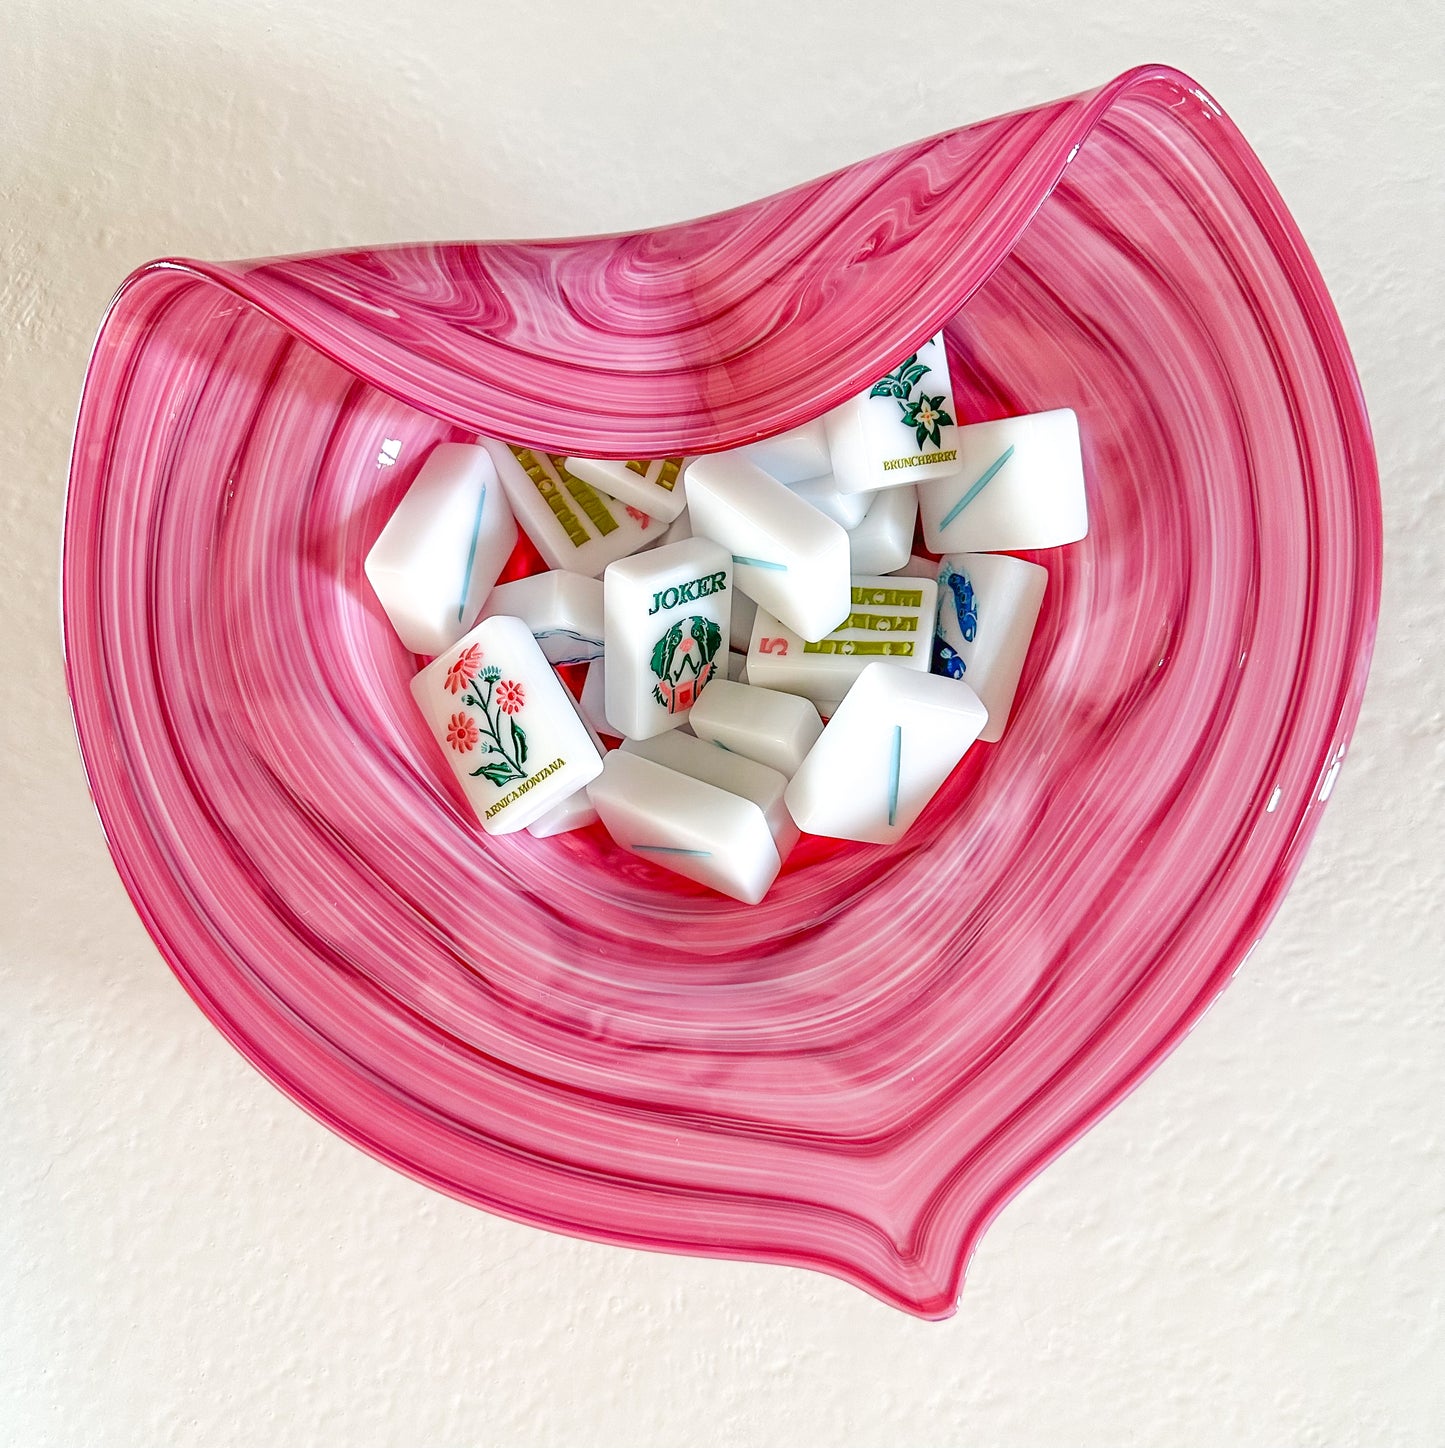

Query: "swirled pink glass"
left=61, top=65, right=1380, bottom=1317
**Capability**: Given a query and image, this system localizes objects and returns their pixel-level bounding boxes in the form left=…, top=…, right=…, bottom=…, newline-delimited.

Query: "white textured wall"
left=3, top=0, right=1441, bottom=1442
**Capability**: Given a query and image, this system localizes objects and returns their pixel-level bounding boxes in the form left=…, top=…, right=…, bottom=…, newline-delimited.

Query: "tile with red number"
left=745, top=574, right=938, bottom=709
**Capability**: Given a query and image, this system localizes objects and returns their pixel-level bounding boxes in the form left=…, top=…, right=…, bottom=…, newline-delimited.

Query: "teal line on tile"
left=939, top=444, right=1014, bottom=530
left=887, top=724, right=902, bottom=827
left=457, top=484, right=488, bottom=621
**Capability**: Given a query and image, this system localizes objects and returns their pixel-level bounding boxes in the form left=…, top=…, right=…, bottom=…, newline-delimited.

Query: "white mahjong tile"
left=784, top=662, right=987, bottom=844
left=411, top=615, right=602, bottom=835
left=847, top=483, right=917, bottom=575
left=562, top=455, right=690, bottom=523
left=364, top=442, right=517, bottom=656
left=621, top=728, right=797, bottom=861
left=603, top=537, right=732, bottom=739
left=481, top=569, right=604, bottom=664
left=931, top=553, right=1047, bottom=743
left=482, top=439, right=657, bottom=575
left=788, top=471, right=872, bottom=529
left=688, top=680, right=823, bottom=779
left=822, top=331, right=965, bottom=494
left=587, top=750, right=783, bottom=904
left=916, top=407, right=1088, bottom=553
left=736, top=419, right=832, bottom=484
left=525, top=785, right=600, bottom=837
left=746, top=575, right=938, bottom=707
left=685, top=451, right=850, bottom=642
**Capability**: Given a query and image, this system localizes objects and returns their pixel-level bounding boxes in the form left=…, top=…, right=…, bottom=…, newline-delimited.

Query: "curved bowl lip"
left=95, top=63, right=1380, bottom=462
left=60, top=62, right=1383, bottom=1318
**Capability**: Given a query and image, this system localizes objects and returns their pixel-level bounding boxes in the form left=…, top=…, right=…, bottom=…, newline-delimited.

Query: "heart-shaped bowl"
left=62, top=64, right=1380, bottom=1317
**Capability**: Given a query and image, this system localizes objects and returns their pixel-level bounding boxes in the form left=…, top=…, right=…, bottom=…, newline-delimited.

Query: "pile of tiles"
left=366, top=333, right=1087, bottom=902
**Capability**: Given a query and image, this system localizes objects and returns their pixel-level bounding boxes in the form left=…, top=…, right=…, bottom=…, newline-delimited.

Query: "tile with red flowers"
left=410, top=615, right=603, bottom=835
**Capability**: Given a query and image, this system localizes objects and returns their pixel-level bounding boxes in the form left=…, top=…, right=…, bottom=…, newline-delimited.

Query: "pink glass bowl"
left=62, top=65, right=1380, bottom=1318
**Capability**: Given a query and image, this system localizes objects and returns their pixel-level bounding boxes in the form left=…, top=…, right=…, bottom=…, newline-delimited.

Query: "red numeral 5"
left=758, top=637, right=789, bottom=655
